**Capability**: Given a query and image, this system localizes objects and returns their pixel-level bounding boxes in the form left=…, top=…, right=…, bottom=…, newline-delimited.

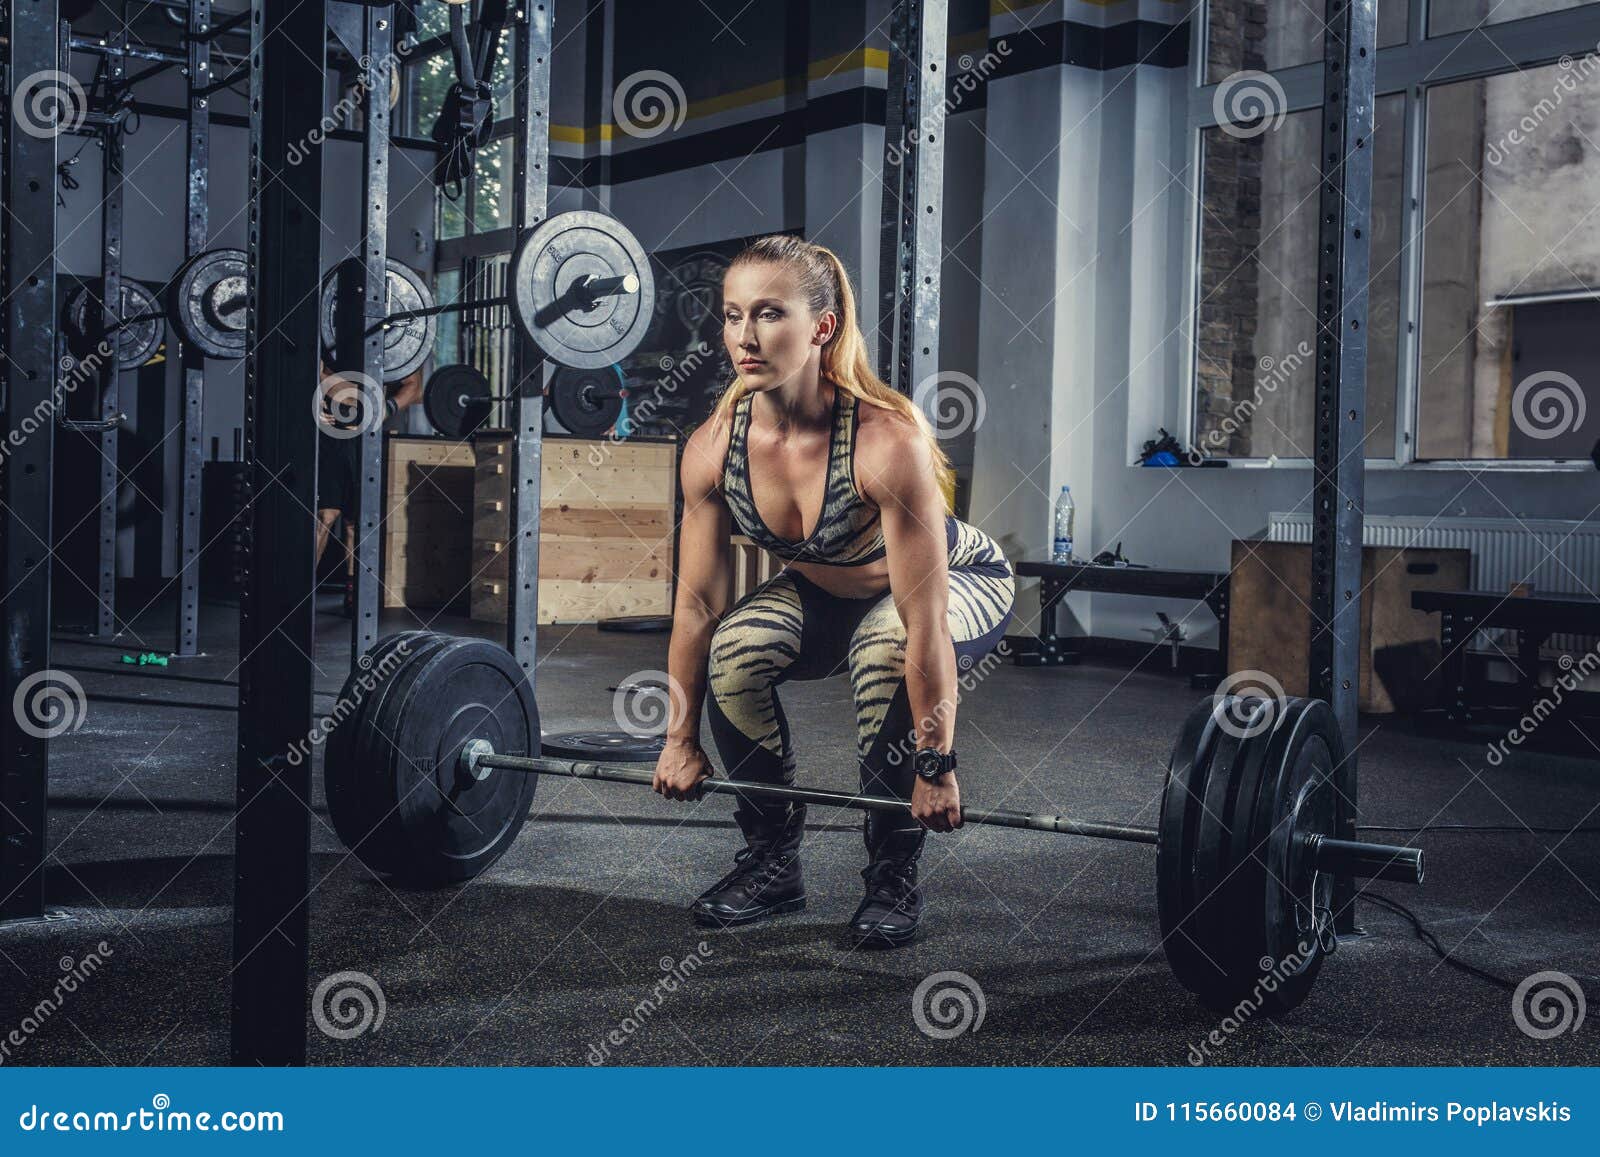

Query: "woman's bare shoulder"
left=681, top=412, right=733, bottom=497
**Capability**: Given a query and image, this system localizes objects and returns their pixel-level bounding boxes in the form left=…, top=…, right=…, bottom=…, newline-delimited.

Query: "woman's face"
left=721, top=261, right=836, bottom=392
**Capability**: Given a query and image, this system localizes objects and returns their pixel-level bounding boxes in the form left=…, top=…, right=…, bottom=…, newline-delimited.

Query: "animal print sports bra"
left=720, top=388, right=888, bottom=567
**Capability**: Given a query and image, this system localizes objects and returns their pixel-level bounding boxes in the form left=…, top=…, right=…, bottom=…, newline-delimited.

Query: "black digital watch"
left=912, top=748, right=957, bottom=782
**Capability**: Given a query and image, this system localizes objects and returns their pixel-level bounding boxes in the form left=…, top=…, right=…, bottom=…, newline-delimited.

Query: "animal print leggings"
left=705, top=518, right=1014, bottom=813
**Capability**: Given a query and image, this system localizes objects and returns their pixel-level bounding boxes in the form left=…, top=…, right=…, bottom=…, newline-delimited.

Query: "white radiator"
left=1266, top=512, right=1600, bottom=656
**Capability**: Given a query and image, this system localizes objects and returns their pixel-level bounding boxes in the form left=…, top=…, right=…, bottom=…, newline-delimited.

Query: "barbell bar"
left=324, top=632, right=1428, bottom=1017
left=423, top=361, right=630, bottom=438
left=456, top=737, right=1423, bottom=885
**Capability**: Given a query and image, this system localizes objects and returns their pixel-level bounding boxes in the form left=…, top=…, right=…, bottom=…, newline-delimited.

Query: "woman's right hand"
left=653, top=738, right=713, bottom=802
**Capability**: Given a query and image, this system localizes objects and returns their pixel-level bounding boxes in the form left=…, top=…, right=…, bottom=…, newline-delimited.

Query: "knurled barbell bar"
left=324, top=632, right=1425, bottom=1016
left=423, top=362, right=630, bottom=439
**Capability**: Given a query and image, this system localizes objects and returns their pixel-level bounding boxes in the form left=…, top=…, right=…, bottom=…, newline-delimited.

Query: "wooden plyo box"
left=470, top=436, right=677, bottom=625
left=382, top=439, right=477, bottom=611
left=1227, top=540, right=1471, bottom=714
left=382, top=435, right=677, bottom=623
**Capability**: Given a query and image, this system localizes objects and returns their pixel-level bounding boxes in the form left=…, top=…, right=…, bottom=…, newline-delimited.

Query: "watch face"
left=914, top=749, right=944, bottom=778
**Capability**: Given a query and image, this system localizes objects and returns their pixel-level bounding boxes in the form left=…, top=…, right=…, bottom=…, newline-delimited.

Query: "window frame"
left=1184, top=0, right=1600, bottom=470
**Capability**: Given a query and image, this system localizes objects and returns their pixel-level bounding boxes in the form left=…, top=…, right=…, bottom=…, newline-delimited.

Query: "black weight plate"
left=1156, top=696, right=1225, bottom=995
left=392, top=638, right=540, bottom=886
left=346, top=632, right=457, bottom=876
left=319, top=258, right=437, bottom=384
left=168, top=247, right=248, bottom=359
left=64, top=279, right=162, bottom=369
left=511, top=210, right=655, bottom=370
left=1240, top=697, right=1342, bottom=1015
left=1205, top=697, right=1310, bottom=1009
left=541, top=730, right=666, bottom=763
left=423, top=363, right=493, bottom=439
left=324, top=630, right=437, bottom=859
left=549, top=364, right=626, bottom=436
left=1185, top=696, right=1277, bottom=1006
left=597, top=615, right=672, bottom=634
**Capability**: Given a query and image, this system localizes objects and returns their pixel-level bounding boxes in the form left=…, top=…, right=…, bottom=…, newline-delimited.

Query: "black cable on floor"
left=1360, top=892, right=1518, bottom=991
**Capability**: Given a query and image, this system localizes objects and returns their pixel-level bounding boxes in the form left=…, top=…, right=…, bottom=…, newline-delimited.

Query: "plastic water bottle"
left=1052, top=485, right=1075, bottom=564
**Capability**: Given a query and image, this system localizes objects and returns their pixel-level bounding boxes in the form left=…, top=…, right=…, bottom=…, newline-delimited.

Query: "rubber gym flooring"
left=3, top=595, right=1597, bottom=1066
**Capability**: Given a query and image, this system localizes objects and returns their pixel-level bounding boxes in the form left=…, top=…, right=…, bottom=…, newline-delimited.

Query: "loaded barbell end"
left=461, top=738, right=495, bottom=782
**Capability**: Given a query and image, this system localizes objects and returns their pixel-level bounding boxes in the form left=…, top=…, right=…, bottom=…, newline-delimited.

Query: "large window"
left=1194, top=0, right=1600, bottom=465
left=1195, top=97, right=1403, bottom=460
left=1429, top=0, right=1593, bottom=35
left=1419, top=65, right=1600, bottom=459
left=1206, top=1, right=1409, bottom=83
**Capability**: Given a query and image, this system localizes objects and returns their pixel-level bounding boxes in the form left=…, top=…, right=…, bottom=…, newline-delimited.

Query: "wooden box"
left=1227, top=540, right=1471, bottom=714
left=382, top=439, right=476, bottom=610
left=470, top=436, right=677, bottom=624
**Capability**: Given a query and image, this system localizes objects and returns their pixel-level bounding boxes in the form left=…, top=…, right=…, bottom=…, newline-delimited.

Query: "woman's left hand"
left=911, top=774, right=963, bottom=833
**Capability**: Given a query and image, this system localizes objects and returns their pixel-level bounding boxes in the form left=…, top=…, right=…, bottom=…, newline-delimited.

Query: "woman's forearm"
left=903, top=622, right=958, bottom=753
left=665, top=605, right=719, bottom=744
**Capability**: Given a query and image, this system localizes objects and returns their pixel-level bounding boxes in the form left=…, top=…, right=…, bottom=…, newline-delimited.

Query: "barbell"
left=324, top=631, right=1425, bottom=1016
left=423, top=361, right=629, bottom=438
left=157, top=210, right=656, bottom=381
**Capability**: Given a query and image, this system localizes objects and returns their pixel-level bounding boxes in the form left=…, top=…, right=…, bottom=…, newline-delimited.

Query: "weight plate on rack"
left=540, top=731, right=667, bottom=763
left=548, top=364, right=626, bottom=437
left=319, top=257, right=436, bottom=383
left=64, top=279, right=162, bottom=369
left=511, top=210, right=655, bottom=370
left=423, top=363, right=494, bottom=439
left=168, top=247, right=248, bottom=360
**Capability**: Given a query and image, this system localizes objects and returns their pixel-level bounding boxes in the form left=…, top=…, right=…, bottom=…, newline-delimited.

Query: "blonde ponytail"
left=712, top=235, right=955, bottom=512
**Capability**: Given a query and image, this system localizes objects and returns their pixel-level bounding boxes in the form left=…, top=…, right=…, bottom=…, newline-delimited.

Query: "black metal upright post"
left=1309, top=0, right=1376, bottom=935
left=505, top=3, right=553, bottom=676
left=95, top=21, right=128, bottom=638
left=1, top=0, right=62, bottom=925
left=175, top=0, right=214, bottom=657
left=876, top=0, right=946, bottom=396
left=351, top=5, right=393, bottom=659
left=232, top=0, right=326, bottom=1065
